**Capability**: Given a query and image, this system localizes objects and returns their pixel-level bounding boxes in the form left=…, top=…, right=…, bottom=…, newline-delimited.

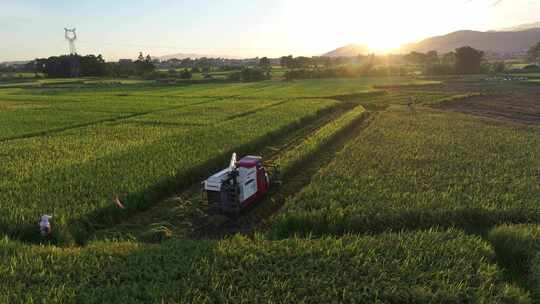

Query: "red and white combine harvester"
left=203, top=153, right=278, bottom=216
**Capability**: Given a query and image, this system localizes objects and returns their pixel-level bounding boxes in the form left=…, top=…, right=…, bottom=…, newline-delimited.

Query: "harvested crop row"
left=0, top=230, right=528, bottom=303
left=271, top=106, right=540, bottom=238
left=275, top=104, right=366, bottom=174
left=0, top=98, right=339, bottom=243
left=425, top=92, right=485, bottom=105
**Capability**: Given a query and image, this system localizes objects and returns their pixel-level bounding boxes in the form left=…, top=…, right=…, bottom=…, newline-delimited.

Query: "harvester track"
left=91, top=101, right=377, bottom=242
left=194, top=110, right=376, bottom=239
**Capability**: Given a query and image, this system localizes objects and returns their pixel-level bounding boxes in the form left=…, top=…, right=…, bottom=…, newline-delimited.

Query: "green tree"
left=259, top=57, right=271, bottom=69
left=180, top=69, right=192, bottom=79
left=294, top=56, right=312, bottom=69
left=135, top=52, right=155, bottom=76
left=425, top=51, right=439, bottom=66
left=259, top=57, right=272, bottom=79
left=441, top=52, right=456, bottom=65
left=491, top=61, right=506, bottom=74
left=404, top=51, right=427, bottom=65
left=454, top=46, right=484, bottom=74
left=527, top=42, right=540, bottom=64
left=36, top=54, right=108, bottom=78
left=280, top=55, right=293, bottom=69
left=228, top=67, right=266, bottom=82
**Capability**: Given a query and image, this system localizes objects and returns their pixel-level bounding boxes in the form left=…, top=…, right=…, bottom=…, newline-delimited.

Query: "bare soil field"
left=400, top=82, right=540, bottom=125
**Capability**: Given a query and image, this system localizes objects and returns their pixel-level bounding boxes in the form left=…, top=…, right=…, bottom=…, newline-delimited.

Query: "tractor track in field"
left=91, top=102, right=377, bottom=242
left=192, top=110, right=377, bottom=240
left=90, top=103, right=357, bottom=241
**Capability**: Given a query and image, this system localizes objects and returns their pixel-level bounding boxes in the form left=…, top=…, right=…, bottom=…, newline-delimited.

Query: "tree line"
left=7, top=42, right=540, bottom=81
left=30, top=52, right=156, bottom=78
left=279, top=55, right=374, bottom=70
left=281, top=46, right=505, bottom=80
left=403, top=46, right=486, bottom=75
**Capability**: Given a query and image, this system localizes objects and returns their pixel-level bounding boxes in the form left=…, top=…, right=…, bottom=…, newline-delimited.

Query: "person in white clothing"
left=39, top=215, right=53, bottom=236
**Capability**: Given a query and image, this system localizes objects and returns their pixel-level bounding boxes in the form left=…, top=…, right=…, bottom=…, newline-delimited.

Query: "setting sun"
left=280, top=0, right=495, bottom=56
left=362, top=30, right=405, bottom=53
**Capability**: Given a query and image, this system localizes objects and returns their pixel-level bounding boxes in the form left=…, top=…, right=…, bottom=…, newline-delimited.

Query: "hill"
left=499, top=21, right=540, bottom=32
left=322, top=44, right=370, bottom=57
left=401, top=29, right=540, bottom=55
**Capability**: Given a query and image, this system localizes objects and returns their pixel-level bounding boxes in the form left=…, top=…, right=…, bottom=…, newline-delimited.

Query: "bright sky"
left=1, top=0, right=540, bottom=61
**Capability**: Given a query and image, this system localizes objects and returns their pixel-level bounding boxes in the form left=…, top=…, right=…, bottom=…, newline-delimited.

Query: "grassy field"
left=3, top=75, right=540, bottom=301
left=1, top=77, right=437, bottom=243
left=272, top=105, right=540, bottom=238
left=0, top=230, right=529, bottom=303
left=488, top=225, right=540, bottom=299
left=1, top=96, right=337, bottom=242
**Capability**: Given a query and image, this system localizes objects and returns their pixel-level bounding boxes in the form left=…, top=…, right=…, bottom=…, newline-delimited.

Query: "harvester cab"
left=203, top=153, right=277, bottom=216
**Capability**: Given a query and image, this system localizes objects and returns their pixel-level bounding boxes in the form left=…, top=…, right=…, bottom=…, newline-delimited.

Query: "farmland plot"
left=2, top=77, right=539, bottom=302
left=6, top=77, right=437, bottom=99
left=272, top=105, right=540, bottom=238
left=0, top=94, right=338, bottom=242
left=0, top=93, right=214, bottom=140
left=0, top=230, right=528, bottom=303
left=0, top=76, right=435, bottom=139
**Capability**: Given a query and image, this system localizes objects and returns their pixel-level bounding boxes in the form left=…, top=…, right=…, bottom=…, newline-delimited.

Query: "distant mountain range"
left=400, top=28, right=540, bottom=54
left=498, top=21, right=540, bottom=32
left=324, top=22, right=540, bottom=57
left=322, top=44, right=370, bottom=58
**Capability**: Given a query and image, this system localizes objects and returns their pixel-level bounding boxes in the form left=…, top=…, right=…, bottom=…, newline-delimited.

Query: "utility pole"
left=64, top=28, right=80, bottom=77
left=64, top=28, right=77, bottom=55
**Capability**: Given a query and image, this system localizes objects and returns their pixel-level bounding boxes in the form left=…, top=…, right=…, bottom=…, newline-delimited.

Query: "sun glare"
left=366, top=37, right=402, bottom=54
left=282, top=0, right=491, bottom=56
left=282, top=0, right=418, bottom=55
left=361, top=27, right=408, bottom=54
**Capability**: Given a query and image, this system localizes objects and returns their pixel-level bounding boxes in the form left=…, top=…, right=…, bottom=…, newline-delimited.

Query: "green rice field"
left=3, top=76, right=540, bottom=302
